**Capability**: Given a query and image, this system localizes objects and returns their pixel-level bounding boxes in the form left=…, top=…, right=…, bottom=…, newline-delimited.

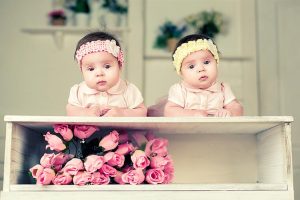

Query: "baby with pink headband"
left=66, top=31, right=147, bottom=117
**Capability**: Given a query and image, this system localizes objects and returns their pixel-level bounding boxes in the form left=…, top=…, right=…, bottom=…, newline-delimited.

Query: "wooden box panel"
left=0, top=116, right=294, bottom=200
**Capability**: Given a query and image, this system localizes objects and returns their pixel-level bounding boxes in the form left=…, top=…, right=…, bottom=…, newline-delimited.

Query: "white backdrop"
left=257, top=0, right=300, bottom=199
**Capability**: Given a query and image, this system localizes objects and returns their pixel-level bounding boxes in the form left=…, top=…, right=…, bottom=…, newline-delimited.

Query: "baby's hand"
left=99, top=105, right=111, bottom=116
left=193, top=110, right=209, bottom=117
left=89, top=105, right=102, bottom=116
left=102, top=106, right=124, bottom=117
left=207, top=109, right=231, bottom=117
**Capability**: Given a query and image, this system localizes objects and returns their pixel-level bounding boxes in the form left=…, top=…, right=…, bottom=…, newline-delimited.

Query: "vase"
left=89, top=0, right=101, bottom=28
left=118, top=14, right=127, bottom=28
left=50, top=18, right=66, bottom=26
left=75, top=13, right=90, bottom=27
left=167, top=38, right=178, bottom=52
left=104, top=11, right=121, bottom=27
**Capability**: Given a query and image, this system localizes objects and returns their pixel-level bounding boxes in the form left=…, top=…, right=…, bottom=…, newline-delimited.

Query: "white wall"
left=256, top=0, right=300, bottom=198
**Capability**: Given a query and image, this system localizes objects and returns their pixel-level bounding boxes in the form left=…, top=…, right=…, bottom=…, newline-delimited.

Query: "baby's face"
left=80, top=51, right=121, bottom=92
left=180, top=50, right=218, bottom=89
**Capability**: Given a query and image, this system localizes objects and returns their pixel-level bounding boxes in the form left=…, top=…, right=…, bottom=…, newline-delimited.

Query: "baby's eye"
left=188, top=64, right=195, bottom=69
left=204, top=60, right=210, bottom=65
left=104, top=64, right=111, bottom=69
left=87, top=66, right=95, bottom=71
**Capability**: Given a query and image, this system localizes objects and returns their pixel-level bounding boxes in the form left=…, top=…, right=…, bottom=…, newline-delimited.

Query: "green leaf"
left=139, top=143, right=146, bottom=151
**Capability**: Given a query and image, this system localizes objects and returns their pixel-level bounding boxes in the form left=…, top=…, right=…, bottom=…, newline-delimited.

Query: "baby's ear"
left=118, top=62, right=123, bottom=69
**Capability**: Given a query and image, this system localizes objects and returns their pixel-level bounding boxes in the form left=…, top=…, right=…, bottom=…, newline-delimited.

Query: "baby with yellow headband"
left=164, top=34, right=243, bottom=117
left=66, top=31, right=147, bottom=117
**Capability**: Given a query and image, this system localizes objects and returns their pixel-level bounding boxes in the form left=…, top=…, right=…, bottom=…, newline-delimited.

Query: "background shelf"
left=21, top=26, right=129, bottom=48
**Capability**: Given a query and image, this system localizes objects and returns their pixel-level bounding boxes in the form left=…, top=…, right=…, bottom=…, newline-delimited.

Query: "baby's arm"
left=207, top=82, right=243, bottom=117
left=223, top=99, right=243, bottom=116
left=164, top=101, right=208, bottom=117
left=66, top=104, right=101, bottom=116
left=67, top=84, right=103, bottom=116
left=102, top=103, right=147, bottom=117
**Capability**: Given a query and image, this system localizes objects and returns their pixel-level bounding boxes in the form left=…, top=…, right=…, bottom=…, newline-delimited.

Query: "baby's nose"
left=198, top=65, right=205, bottom=72
left=96, top=68, right=104, bottom=76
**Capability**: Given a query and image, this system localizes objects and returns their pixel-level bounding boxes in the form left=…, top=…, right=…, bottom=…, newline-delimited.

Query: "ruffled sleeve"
left=167, top=83, right=185, bottom=107
left=68, top=84, right=83, bottom=107
left=222, top=82, right=237, bottom=106
left=124, top=82, right=144, bottom=109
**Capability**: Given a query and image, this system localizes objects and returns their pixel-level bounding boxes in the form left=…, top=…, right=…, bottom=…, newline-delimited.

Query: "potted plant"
left=154, top=21, right=187, bottom=52
left=48, top=9, right=67, bottom=26
left=71, top=0, right=90, bottom=13
left=101, top=0, right=128, bottom=14
left=185, top=10, right=224, bottom=39
left=100, top=0, right=128, bottom=27
left=71, top=0, right=91, bottom=26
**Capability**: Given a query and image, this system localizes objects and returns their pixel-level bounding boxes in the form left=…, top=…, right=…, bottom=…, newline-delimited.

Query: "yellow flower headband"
left=172, top=39, right=220, bottom=74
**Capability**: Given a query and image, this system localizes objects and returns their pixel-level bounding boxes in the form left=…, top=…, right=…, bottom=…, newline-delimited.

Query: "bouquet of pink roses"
left=29, top=124, right=174, bottom=185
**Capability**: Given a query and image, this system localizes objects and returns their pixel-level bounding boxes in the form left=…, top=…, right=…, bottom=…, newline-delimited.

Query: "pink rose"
left=150, top=156, right=169, bottom=169
left=99, top=130, right=119, bottom=151
left=131, top=150, right=150, bottom=169
left=44, top=132, right=66, bottom=152
left=36, top=168, right=56, bottom=185
left=73, top=171, right=92, bottom=186
left=131, top=132, right=148, bottom=148
left=115, top=143, right=134, bottom=155
left=118, top=131, right=129, bottom=143
left=52, top=153, right=73, bottom=166
left=52, top=153, right=73, bottom=171
left=40, top=153, right=55, bottom=168
left=145, top=169, right=165, bottom=184
left=163, top=156, right=174, bottom=174
left=74, top=125, right=98, bottom=139
left=62, top=158, right=84, bottom=175
left=52, top=172, right=73, bottom=185
left=145, top=138, right=168, bottom=158
left=90, top=172, right=110, bottom=185
left=100, top=164, right=117, bottom=177
left=84, top=155, right=105, bottom=173
left=163, top=171, right=174, bottom=184
left=122, top=169, right=145, bottom=185
left=30, top=164, right=44, bottom=178
left=114, top=171, right=125, bottom=184
left=54, top=124, right=73, bottom=141
left=121, top=166, right=134, bottom=173
left=104, top=152, right=125, bottom=168
left=163, top=158, right=175, bottom=183
left=145, top=131, right=156, bottom=141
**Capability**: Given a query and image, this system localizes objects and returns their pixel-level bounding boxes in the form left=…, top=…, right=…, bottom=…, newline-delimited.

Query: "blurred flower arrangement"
left=154, top=21, right=187, bottom=52
left=101, top=0, right=128, bottom=14
left=48, top=9, right=67, bottom=25
left=185, top=10, right=224, bottom=39
left=29, top=124, right=174, bottom=185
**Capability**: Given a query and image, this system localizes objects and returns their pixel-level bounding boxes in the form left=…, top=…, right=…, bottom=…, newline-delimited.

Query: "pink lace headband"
left=75, top=39, right=124, bottom=67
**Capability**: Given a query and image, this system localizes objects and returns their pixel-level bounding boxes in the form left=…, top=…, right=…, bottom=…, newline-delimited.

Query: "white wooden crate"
left=0, top=116, right=294, bottom=200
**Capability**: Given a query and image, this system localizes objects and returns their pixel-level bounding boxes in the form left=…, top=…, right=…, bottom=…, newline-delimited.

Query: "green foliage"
left=154, top=21, right=187, bottom=49
left=185, top=10, right=224, bottom=38
left=139, top=143, right=146, bottom=152
left=74, top=0, right=90, bottom=13
left=101, top=0, right=128, bottom=14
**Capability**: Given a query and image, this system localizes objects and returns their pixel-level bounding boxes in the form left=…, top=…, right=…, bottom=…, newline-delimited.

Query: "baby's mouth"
left=199, top=76, right=208, bottom=81
left=97, top=80, right=106, bottom=86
